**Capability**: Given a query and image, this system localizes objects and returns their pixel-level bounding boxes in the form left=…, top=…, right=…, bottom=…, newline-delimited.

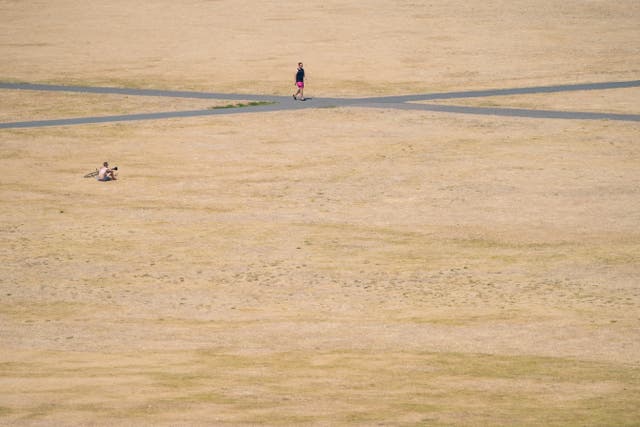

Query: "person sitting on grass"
left=97, top=161, right=117, bottom=181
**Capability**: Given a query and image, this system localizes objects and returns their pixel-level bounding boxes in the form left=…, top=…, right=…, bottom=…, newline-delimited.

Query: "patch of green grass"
left=208, top=101, right=275, bottom=110
left=403, top=311, right=521, bottom=326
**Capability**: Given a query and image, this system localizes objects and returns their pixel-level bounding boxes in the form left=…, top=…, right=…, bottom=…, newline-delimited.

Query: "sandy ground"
left=1, top=1, right=640, bottom=426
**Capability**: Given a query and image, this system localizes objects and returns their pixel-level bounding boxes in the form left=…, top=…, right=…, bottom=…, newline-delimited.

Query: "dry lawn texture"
left=1, top=0, right=639, bottom=95
left=424, top=87, right=640, bottom=115
left=1, top=1, right=640, bottom=426
left=0, top=90, right=251, bottom=123
left=2, top=107, right=639, bottom=426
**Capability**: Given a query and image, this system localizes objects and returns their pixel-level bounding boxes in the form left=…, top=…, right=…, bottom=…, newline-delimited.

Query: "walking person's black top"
left=296, top=67, right=305, bottom=83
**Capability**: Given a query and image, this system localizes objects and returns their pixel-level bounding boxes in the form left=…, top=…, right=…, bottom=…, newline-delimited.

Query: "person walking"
left=293, top=62, right=305, bottom=101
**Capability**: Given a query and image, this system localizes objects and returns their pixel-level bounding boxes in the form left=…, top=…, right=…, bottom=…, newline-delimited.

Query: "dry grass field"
left=1, top=1, right=640, bottom=426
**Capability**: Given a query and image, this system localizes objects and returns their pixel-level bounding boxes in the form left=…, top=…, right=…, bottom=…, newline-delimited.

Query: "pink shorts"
left=296, top=81, right=304, bottom=88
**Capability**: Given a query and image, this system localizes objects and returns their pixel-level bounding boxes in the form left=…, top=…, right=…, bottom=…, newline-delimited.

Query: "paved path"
left=1, top=79, right=639, bottom=129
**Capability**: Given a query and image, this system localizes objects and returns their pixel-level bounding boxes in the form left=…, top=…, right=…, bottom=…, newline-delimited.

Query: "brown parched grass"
left=1, top=0, right=639, bottom=425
